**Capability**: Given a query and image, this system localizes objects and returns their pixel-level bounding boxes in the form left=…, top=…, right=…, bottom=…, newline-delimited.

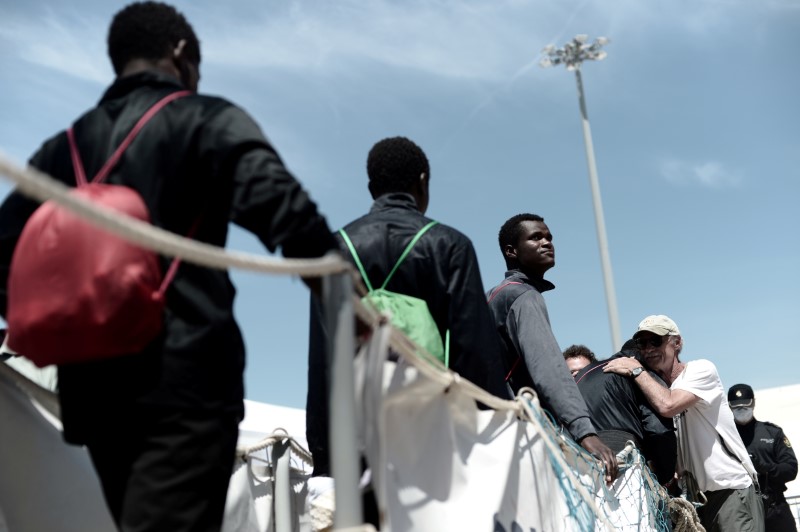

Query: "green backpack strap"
left=339, top=221, right=450, bottom=368
left=381, top=221, right=438, bottom=290
left=444, top=329, right=450, bottom=369
left=382, top=221, right=450, bottom=367
left=338, top=228, right=373, bottom=292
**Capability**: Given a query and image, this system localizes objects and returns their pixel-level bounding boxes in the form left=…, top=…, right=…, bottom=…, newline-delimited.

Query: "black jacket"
left=737, top=419, right=798, bottom=500
left=486, top=270, right=595, bottom=441
left=306, top=193, right=506, bottom=475
left=575, top=355, right=677, bottom=484
left=0, top=72, right=336, bottom=441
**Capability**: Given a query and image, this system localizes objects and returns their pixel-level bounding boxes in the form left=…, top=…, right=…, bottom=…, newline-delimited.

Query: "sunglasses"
left=635, top=335, right=669, bottom=349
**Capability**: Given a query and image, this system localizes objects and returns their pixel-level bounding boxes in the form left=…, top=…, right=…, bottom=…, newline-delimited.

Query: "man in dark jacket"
left=574, top=340, right=677, bottom=485
left=729, top=384, right=798, bottom=532
left=486, top=213, right=618, bottom=483
left=306, top=136, right=506, bottom=476
left=0, top=3, right=337, bottom=531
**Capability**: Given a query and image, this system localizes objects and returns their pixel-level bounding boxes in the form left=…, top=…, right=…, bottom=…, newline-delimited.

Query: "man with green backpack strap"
left=306, top=136, right=507, bottom=478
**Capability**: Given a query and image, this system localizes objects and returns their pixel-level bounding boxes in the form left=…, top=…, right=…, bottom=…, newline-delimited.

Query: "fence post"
left=323, top=272, right=363, bottom=529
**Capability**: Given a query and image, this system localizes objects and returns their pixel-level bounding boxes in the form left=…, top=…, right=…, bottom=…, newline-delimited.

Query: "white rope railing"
left=236, top=428, right=313, bottom=467
left=0, top=152, right=535, bottom=415
left=0, top=154, right=350, bottom=277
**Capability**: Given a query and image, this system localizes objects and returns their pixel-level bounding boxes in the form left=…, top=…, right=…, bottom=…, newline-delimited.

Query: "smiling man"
left=486, top=213, right=618, bottom=484
left=604, top=315, right=764, bottom=532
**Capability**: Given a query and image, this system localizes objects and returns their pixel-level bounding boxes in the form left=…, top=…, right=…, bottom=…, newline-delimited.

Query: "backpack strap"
left=67, top=90, right=191, bottom=187
left=66, top=127, right=89, bottom=187
left=154, top=219, right=202, bottom=298
left=339, top=220, right=439, bottom=293
left=381, top=221, right=438, bottom=290
left=382, top=221, right=449, bottom=366
left=338, top=228, right=374, bottom=293
left=66, top=90, right=194, bottom=300
left=340, top=221, right=448, bottom=364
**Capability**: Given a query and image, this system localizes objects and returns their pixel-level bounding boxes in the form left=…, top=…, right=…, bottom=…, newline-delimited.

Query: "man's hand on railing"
left=580, top=435, right=619, bottom=485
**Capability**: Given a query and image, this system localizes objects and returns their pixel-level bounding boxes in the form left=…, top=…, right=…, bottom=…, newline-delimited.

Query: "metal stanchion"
left=323, top=272, right=363, bottom=530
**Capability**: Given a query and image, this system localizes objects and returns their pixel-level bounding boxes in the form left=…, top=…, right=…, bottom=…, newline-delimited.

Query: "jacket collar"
left=369, top=192, right=420, bottom=214
left=99, top=71, right=185, bottom=104
left=504, top=269, right=555, bottom=293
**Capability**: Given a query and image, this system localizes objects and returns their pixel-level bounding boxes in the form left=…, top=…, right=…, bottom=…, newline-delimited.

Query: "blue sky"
left=1, top=0, right=798, bottom=409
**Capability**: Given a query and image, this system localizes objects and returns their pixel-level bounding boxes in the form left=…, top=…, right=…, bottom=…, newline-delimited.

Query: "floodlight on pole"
left=540, top=35, right=622, bottom=352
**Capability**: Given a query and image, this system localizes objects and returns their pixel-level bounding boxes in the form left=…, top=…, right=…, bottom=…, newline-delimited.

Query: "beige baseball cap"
left=634, top=315, right=680, bottom=337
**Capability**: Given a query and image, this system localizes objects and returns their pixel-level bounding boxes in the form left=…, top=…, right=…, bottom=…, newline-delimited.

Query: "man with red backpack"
left=0, top=2, right=337, bottom=530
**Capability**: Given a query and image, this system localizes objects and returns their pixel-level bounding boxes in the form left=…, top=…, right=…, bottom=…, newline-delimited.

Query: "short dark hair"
left=498, top=213, right=544, bottom=254
left=616, top=338, right=646, bottom=364
left=563, top=344, right=597, bottom=363
left=108, top=1, right=201, bottom=75
left=367, top=137, right=430, bottom=198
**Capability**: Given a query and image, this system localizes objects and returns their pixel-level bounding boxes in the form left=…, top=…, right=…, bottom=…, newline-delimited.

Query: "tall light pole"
left=540, top=35, right=622, bottom=352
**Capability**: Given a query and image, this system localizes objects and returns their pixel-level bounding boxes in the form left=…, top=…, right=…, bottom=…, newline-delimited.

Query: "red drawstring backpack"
left=7, top=90, right=191, bottom=367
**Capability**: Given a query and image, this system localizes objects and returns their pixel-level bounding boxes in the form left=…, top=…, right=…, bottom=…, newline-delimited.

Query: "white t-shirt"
left=671, top=359, right=753, bottom=492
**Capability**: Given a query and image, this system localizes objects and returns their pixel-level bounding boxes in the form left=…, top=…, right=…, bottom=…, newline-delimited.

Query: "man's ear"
left=173, top=39, right=188, bottom=60
left=415, top=172, right=428, bottom=194
left=503, top=243, right=517, bottom=262
left=673, top=335, right=683, bottom=353
left=413, top=172, right=430, bottom=214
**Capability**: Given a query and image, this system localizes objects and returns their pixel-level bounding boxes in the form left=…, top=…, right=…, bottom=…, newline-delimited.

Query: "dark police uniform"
left=730, top=384, right=798, bottom=532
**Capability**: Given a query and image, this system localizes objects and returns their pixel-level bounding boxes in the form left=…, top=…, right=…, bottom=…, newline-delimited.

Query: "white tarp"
left=5, top=350, right=793, bottom=531
left=354, top=325, right=667, bottom=532
left=0, top=364, right=115, bottom=532
left=0, top=362, right=308, bottom=532
left=361, top=358, right=575, bottom=531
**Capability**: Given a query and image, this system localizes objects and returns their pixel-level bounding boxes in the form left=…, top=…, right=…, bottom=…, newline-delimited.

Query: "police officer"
left=729, top=383, right=798, bottom=532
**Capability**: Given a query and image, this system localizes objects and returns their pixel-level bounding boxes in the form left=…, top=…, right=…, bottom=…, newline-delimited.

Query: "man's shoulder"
left=487, top=277, right=536, bottom=307
left=428, top=219, right=467, bottom=238
left=759, top=420, right=786, bottom=434
left=685, top=358, right=719, bottom=376
left=187, top=93, right=253, bottom=121
left=345, top=214, right=473, bottom=246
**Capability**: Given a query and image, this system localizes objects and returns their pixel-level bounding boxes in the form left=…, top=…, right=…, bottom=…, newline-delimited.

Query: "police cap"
left=728, top=383, right=755, bottom=407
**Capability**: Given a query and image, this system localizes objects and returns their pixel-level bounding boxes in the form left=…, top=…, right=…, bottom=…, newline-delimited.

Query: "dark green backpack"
left=339, top=221, right=449, bottom=367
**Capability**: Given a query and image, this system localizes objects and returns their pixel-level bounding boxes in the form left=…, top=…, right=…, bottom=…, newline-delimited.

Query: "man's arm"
left=765, top=426, right=798, bottom=485
left=638, top=391, right=678, bottom=484
left=0, top=144, right=59, bottom=318
left=603, top=358, right=699, bottom=417
left=506, top=292, right=618, bottom=482
left=201, top=105, right=337, bottom=259
left=507, top=291, right=596, bottom=437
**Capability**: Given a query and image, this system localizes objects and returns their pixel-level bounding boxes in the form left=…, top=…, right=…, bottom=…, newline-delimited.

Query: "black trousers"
left=85, top=405, right=239, bottom=532
left=766, top=498, right=798, bottom=532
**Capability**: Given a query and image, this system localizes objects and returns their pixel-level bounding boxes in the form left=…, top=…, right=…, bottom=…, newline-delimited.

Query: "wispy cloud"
left=0, top=6, right=111, bottom=85
left=3, top=0, right=790, bottom=87
left=659, top=158, right=743, bottom=187
left=198, top=0, right=554, bottom=82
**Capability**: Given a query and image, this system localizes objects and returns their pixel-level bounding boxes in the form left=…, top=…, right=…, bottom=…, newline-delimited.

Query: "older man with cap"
left=729, top=383, right=798, bottom=532
left=604, top=315, right=764, bottom=532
